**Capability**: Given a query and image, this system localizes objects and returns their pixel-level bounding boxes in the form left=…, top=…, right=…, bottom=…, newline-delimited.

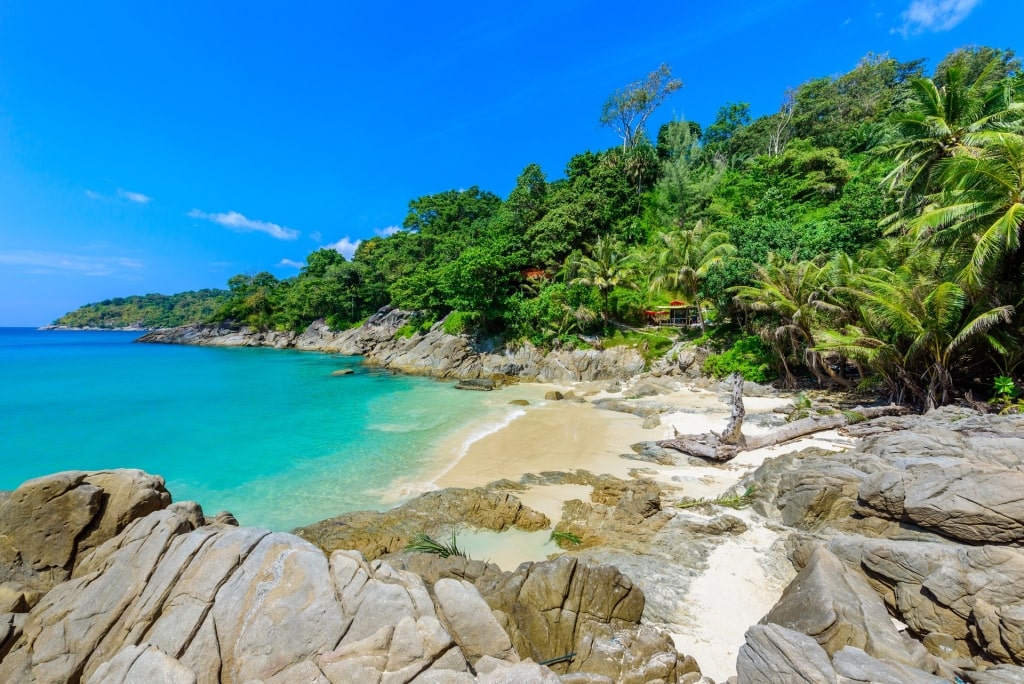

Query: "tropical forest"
left=63, top=46, right=1024, bottom=411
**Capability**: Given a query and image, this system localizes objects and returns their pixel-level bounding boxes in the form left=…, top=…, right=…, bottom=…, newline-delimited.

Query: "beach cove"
left=408, top=375, right=853, bottom=681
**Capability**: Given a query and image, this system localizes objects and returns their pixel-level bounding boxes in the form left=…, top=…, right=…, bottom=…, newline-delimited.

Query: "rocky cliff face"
left=137, top=308, right=646, bottom=382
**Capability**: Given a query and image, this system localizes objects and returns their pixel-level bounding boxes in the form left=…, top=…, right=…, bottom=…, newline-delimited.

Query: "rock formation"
left=736, top=407, right=1024, bottom=682
left=137, top=308, right=646, bottom=382
left=0, top=470, right=701, bottom=683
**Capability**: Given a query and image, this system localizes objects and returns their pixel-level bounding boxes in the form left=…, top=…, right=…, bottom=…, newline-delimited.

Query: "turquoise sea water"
left=0, top=328, right=511, bottom=530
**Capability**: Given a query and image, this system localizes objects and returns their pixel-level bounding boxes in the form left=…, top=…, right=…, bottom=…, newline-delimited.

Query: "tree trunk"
left=718, top=373, right=746, bottom=446
left=657, top=403, right=909, bottom=462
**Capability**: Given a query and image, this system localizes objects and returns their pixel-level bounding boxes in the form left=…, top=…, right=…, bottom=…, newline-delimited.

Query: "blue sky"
left=0, top=0, right=1017, bottom=325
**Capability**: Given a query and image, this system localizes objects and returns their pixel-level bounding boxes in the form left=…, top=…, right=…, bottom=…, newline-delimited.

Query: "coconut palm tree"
left=652, top=221, right=735, bottom=332
left=874, top=63, right=1023, bottom=219
left=911, top=131, right=1024, bottom=293
left=570, top=237, right=635, bottom=322
left=730, top=253, right=848, bottom=387
left=824, top=259, right=1014, bottom=409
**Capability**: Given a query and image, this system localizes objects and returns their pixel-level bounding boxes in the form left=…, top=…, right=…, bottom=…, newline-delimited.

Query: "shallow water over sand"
left=0, top=328, right=512, bottom=530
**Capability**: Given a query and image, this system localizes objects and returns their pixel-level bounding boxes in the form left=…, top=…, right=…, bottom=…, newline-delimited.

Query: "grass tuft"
left=677, top=486, right=756, bottom=512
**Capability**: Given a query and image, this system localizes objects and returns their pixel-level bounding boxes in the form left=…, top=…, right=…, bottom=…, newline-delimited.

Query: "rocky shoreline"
left=3, top=386, right=1024, bottom=681
left=135, top=308, right=689, bottom=383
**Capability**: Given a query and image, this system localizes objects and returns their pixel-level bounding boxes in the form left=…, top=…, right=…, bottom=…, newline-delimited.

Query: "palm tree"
left=652, top=221, right=735, bottom=332
left=874, top=63, right=1023, bottom=219
left=825, top=260, right=1014, bottom=409
left=571, top=237, right=635, bottom=322
left=730, top=253, right=848, bottom=387
left=911, top=131, right=1024, bottom=293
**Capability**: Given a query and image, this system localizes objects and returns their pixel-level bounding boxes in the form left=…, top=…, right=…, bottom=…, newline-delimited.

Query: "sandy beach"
left=416, top=377, right=852, bottom=682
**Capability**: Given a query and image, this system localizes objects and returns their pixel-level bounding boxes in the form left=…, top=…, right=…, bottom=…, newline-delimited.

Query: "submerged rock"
left=456, top=378, right=496, bottom=391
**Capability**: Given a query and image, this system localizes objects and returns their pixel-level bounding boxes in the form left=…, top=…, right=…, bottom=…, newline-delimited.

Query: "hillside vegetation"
left=54, top=290, right=230, bottom=329
left=80, top=46, right=1024, bottom=409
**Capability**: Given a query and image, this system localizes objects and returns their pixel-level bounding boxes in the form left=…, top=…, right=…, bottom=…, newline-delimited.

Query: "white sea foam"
left=428, top=407, right=526, bottom=484
left=376, top=406, right=528, bottom=505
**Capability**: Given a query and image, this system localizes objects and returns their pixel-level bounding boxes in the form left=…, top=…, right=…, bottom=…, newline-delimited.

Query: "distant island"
left=49, top=289, right=229, bottom=330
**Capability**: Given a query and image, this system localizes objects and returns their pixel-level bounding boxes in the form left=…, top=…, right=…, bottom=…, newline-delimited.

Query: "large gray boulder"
left=763, top=546, right=921, bottom=667
left=0, top=469, right=171, bottom=608
left=0, top=506, right=527, bottom=683
left=736, top=624, right=837, bottom=683
left=856, top=463, right=1024, bottom=545
left=826, top=534, right=1024, bottom=665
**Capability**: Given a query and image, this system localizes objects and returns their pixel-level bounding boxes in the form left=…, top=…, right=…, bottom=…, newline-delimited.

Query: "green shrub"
left=443, top=310, right=480, bottom=336
left=702, top=335, right=774, bottom=383
left=393, top=323, right=417, bottom=339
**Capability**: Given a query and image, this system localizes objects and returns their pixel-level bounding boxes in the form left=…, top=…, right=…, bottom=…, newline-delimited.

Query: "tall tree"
left=912, top=131, right=1024, bottom=292
left=875, top=63, right=1023, bottom=217
left=652, top=222, right=735, bottom=332
left=570, top=237, right=635, bottom=321
left=600, top=64, right=682, bottom=149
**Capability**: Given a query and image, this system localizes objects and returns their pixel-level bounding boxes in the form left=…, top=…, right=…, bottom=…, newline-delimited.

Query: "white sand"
left=411, top=379, right=853, bottom=681
left=672, top=511, right=795, bottom=682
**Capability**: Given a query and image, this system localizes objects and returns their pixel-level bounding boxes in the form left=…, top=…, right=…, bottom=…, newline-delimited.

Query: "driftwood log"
left=656, top=374, right=909, bottom=462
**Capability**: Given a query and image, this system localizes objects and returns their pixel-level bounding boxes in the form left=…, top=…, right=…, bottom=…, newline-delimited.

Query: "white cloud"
left=118, top=188, right=152, bottom=204
left=84, top=190, right=104, bottom=200
left=188, top=209, right=300, bottom=240
left=277, top=258, right=305, bottom=269
left=0, top=250, right=143, bottom=277
left=375, top=225, right=402, bottom=237
left=310, top=231, right=323, bottom=243
left=895, top=0, right=980, bottom=35
left=326, top=237, right=361, bottom=260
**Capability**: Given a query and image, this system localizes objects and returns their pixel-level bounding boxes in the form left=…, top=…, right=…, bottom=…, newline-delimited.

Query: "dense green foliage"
left=54, top=290, right=230, bottom=329
left=81, top=46, right=1024, bottom=410
left=702, top=335, right=775, bottom=383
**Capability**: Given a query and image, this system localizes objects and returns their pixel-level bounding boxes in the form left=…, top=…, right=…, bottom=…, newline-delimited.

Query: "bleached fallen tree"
left=656, top=374, right=909, bottom=462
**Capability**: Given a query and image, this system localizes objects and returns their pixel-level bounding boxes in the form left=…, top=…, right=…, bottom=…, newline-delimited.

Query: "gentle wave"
left=429, top=406, right=527, bottom=484
left=376, top=405, right=528, bottom=505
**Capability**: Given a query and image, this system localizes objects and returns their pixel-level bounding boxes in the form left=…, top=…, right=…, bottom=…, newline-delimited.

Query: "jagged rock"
left=394, top=553, right=686, bottom=683
left=736, top=624, right=837, bottom=683
left=763, top=546, right=921, bottom=667
left=545, top=390, right=565, bottom=401
left=824, top=534, right=1024, bottom=665
left=0, top=506, right=546, bottom=683
left=295, top=487, right=550, bottom=560
left=0, top=469, right=171, bottom=604
left=508, top=399, right=529, bottom=406
left=830, top=646, right=947, bottom=684
left=855, top=463, right=1024, bottom=545
left=330, top=368, right=354, bottom=376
